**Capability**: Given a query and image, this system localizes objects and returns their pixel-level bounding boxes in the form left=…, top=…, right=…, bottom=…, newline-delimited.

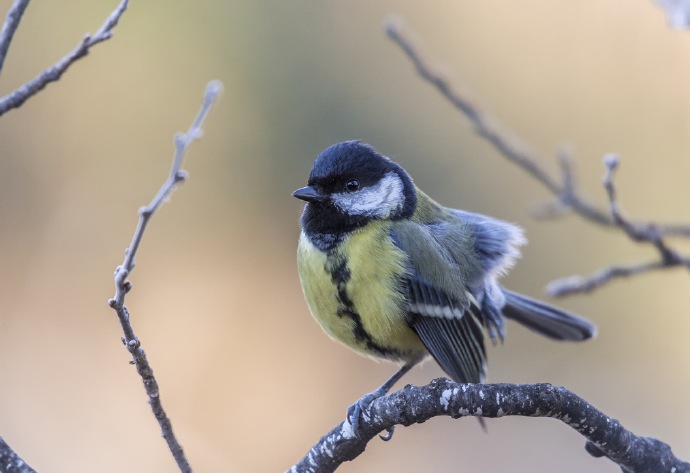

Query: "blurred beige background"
left=1, top=0, right=689, bottom=472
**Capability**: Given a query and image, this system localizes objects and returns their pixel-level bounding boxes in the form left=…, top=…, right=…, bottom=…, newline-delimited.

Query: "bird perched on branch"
left=293, top=140, right=595, bottom=434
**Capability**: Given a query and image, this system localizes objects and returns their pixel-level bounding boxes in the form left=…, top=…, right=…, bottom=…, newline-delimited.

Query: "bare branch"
left=289, top=380, right=689, bottom=473
left=385, top=19, right=690, bottom=296
left=0, top=437, right=37, bottom=473
left=0, top=0, right=129, bottom=117
left=602, top=154, right=683, bottom=264
left=0, top=0, right=30, bottom=77
left=386, top=19, right=690, bottom=238
left=111, top=80, right=223, bottom=306
left=546, top=260, right=673, bottom=297
left=547, top=156, right=690, bottom=296
left=385, top=19, right=613, bottom=228
left=108, top=80, right=223, bottom=473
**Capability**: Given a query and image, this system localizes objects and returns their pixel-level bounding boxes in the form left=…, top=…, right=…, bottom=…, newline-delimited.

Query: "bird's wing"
left=390, top=221, right=487, bottom=383
left=445, top=209, right=526, bottom=341
left=448, top=209, right=525, bottom=280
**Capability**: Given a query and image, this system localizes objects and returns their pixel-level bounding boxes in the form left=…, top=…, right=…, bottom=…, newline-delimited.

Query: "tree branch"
left=546, top=259, right=677, bottom=297
left=547, top=155, right=690, bottom=296
left=289, top=380, right=689, bottom=473
left=0, top=0, right=30, bottom=77
left=602, top=154, right=683, bottom=264
left=107, top=80, right=223, bottom=473
left=0, top=437, right=37, bottom=473
left=385, top=19, right=611, bottom=227
left=0, top=0, right=129, bottom=117
left=385, top=19, right=690, bottom=296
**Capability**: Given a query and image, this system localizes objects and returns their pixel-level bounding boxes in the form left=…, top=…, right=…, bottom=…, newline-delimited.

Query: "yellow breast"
left=296, top=222, right=427, bottom=362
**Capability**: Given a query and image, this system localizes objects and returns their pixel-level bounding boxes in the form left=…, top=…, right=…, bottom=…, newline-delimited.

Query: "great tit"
left=293, top=140, right=595, bottom=430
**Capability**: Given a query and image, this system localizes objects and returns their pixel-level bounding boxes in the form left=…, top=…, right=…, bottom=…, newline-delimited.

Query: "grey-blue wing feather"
left=391, top=220, right=489, bottom=384
left=405, top=277, right=487, bottom=383
left=502, top=289, right=597, bottom=341
left=450, top=211, right=597, bottom=341
left=450, top=209, right=525, bottom=278
left=391, top=209, right=594, bottom=384
left=448, top=210, right=526, bottom=341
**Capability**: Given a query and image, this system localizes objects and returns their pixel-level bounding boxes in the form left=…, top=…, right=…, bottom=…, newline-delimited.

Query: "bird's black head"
left=293, top=140, right=417, bottom=248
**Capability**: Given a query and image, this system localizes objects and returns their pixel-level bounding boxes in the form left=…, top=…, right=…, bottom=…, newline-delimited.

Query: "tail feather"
left=501, top=289, right=596, bottom=341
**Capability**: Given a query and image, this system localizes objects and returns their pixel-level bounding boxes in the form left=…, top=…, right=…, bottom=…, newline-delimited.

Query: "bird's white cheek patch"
left=332, top=172, right=404, bottom=218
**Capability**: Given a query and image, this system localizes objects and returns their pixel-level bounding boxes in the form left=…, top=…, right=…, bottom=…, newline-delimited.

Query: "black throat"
left=300, top=202, right=368, bottom=252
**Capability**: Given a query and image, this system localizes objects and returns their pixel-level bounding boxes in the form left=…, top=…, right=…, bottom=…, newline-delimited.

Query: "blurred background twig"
left=387, top=19, right=690, bottom=297
left=108, top=80, right=223, bottom=473
left=0, top=0, right=129, bottom=116
left=548, top=155, right=690, bottom=296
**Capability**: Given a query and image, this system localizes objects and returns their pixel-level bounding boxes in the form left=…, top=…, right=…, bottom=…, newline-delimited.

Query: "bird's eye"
left=345, top=179, right=360, bottom=192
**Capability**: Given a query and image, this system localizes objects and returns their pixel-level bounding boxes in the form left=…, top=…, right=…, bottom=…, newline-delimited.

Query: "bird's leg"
left=347, top=361, right=417, bottom=440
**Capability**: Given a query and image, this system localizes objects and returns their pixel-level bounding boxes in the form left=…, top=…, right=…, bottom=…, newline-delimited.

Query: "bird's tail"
left=501, top=289, right=596, bottom=341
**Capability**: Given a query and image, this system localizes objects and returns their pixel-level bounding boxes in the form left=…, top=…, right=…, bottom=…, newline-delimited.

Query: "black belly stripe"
left=326, top=252, right=398, bottom=357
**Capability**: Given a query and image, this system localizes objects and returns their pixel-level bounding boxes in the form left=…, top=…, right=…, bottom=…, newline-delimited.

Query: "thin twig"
left=546, top=260, right=674, bottom=297
left=385, top=19, right=690, bottom=296
left=0, top=0, right=31, bottom=77
left=602, top=154, right=682, bottom=264
left=111, top=80, right=223, bottom=307
left=385, top=19, right=613, bottom=227
left=289, top=380, right=689, bottom=473
left=0, top=0, right=129, bottom=116
left=385, top=20, right=690, bottom=239
left=531, top=146, right=579, bottom=219
left=546, top=156, right=690, bottom=296
left=0, top=437, right=37, bottom=473
left=108, top=80, right=223, bottom=473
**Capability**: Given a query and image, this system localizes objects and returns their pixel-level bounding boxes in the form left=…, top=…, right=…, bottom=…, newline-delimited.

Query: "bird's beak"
left=292, top=186, right=326, bottom=203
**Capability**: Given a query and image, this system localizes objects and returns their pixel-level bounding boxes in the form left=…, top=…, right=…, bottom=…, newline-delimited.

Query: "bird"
left=293, top=140, right=596, bottom=434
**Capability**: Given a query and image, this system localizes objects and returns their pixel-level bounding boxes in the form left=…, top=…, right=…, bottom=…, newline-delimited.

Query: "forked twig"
left=385, top=19, right=690, bottom=296
left=0, top=0, right=129, bottom=116
left=547, top=156, right=690, bottom=296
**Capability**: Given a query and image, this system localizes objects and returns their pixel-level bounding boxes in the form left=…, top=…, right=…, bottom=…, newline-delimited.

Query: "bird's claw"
left=347, top=388, right=397, bottom=441
left=347, top=391, right=378, bottom=436
left=379, top=425, right=395, bottom=441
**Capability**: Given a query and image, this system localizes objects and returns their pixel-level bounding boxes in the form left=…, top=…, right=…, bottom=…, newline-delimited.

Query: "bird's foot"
left=344, top=363, right=416, bottom=441
left=346, top=387, right=395, bottom=440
